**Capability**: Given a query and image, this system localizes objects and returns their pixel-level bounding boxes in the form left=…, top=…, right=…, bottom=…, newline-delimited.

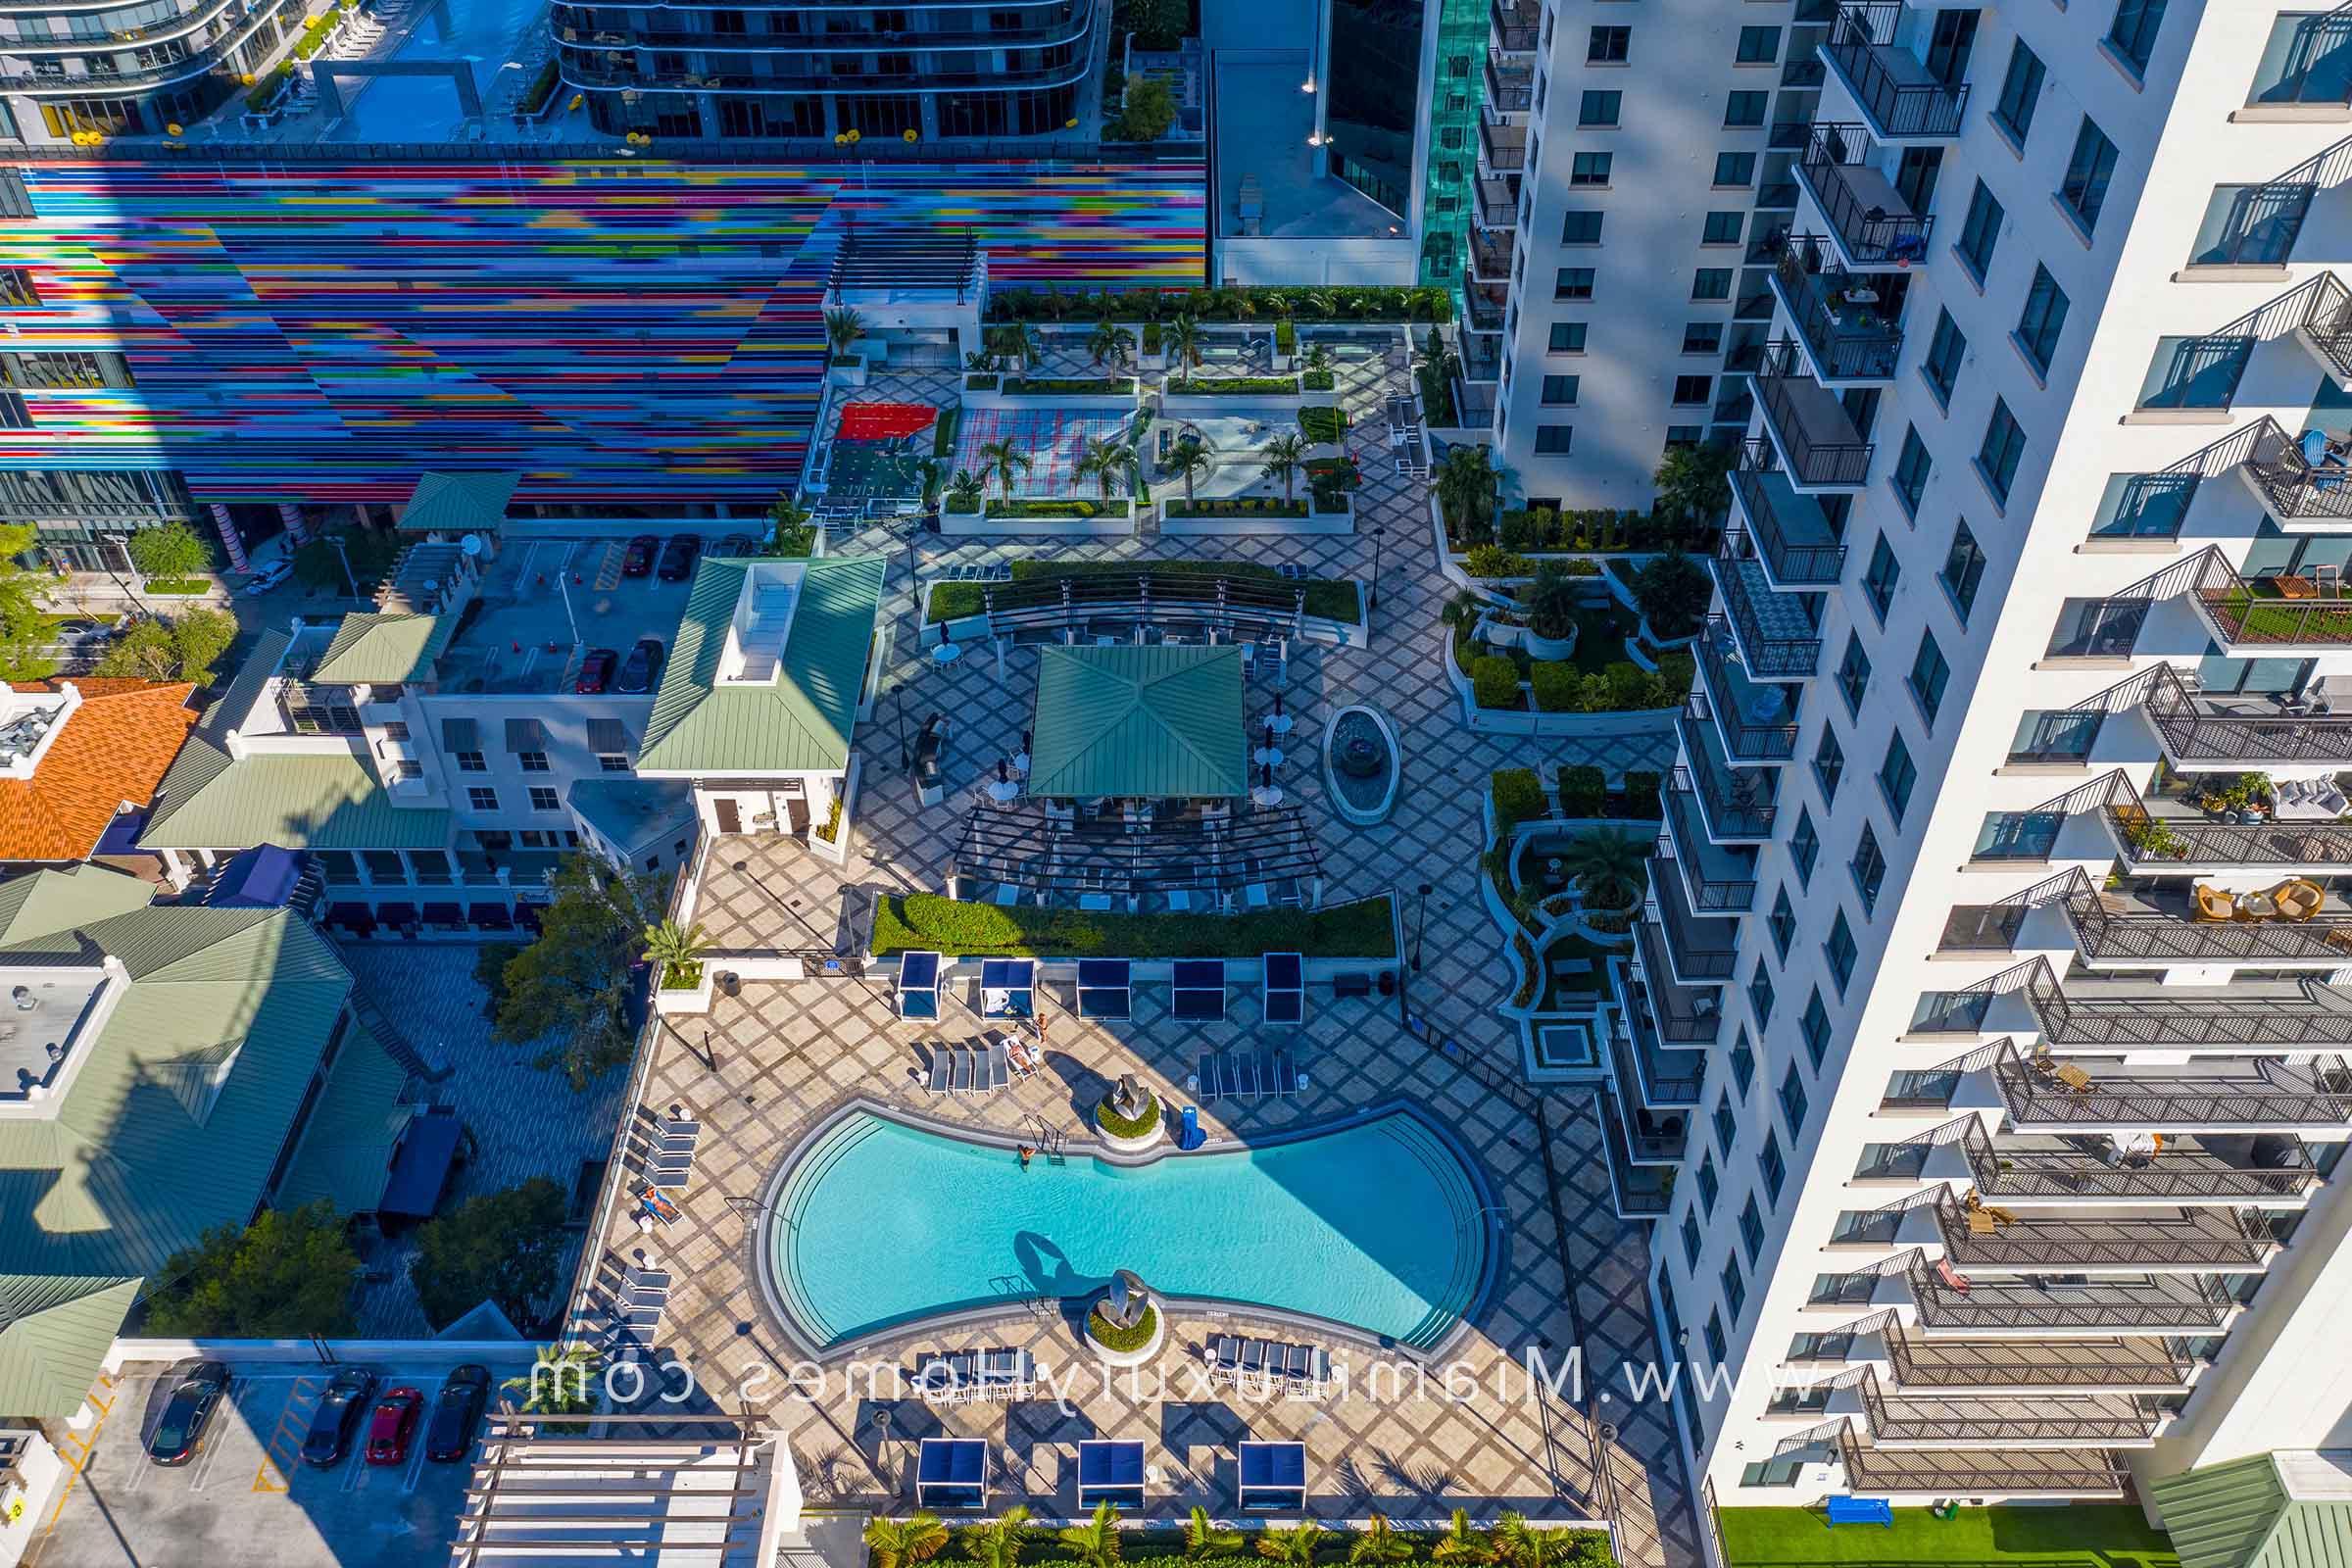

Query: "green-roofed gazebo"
left=398, top=471, right=518, bottom=535
left=1027, top=645, right=1249, bottom=803
left=2152, top=1452, right=2352, bottom=1568
left=309, top=612, right=457, bottom=686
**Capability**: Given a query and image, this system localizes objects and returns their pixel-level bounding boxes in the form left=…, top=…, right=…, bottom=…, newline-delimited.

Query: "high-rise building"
left=552, top=0, right=1102, bottom=141
left=1630, top=0, right=2352, bottom=1518
left=0, top=0, right=307, bottom=143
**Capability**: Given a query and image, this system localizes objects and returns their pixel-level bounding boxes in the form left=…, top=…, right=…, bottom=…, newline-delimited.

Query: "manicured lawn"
left=1717, top=1505, right=2178, bottom=1568
left=2199, top=586, right=2352, bottom=645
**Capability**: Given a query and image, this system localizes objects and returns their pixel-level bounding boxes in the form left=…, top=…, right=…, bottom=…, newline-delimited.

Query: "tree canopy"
left=411, top=1177, right=569, bottom=1332
left=125, top=522, right=213, bottom=582
left=1112, top=76, right=1179, bottom=142
left=94, top=608, right=237, bottom=686
left=141, top=1200, right=359, bottom=1338
left=482, top=853, right=661, bottom=1089
left=0, top=523, right=57, bottom=682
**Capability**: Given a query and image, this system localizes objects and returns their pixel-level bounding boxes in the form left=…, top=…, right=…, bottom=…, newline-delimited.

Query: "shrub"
left=1470, top=655, right=1522, bottom=710
left=1086, top=1301, right=1159, bottom=1352
left=964, top=372, right=1000, bottom=391
left=986, top=499, right=1106, bottom=518
left=1164, top=499, right=1307, bottom=517
left=1655, top=649, right=1697, bottom=694
left=1463, top=544, right=1533, bottom=579
left=1274, top=319, right=1297, bottom=355
left=1510, top=932, right=1540, bottom=1007
left=1621, top=771, right=1664, bottom=818
left=869, top=894, right=1397, bottom=957
left=1522, top=563, right=1582, bottom=641
left=1633, top=549, right=1712, bottom=640
left=1166, top=375, right=1299, bottom=395
left=1300, top=368, right=1336, bottom=391
left=1095, top=1092, right=1161, bottom=1139
left=1000, top=377, right=1132, bottom=396
left=1498, top=509, right=1541, bottom=553
left=1142, top=319, right=1163, bottom=356
left=1298, top=406, right=1346, bottom=444
left=1530, top=661, right=1582, bottom=713
left=1606, top=662, right=1672, bottom=711
left=518, top=58, right=562, bottom=115
left=1110, top=74, right=1178, bottom=141
left=1558, top=765, right=1608, bottom=817
left=1572, top=672, right=1613, bottom=712
left=1492, top=767, right=1545, bottom=834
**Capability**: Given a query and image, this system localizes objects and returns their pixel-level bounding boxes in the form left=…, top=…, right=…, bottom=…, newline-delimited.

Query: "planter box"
left=962, top=381, right=1139, bottom=412
left=1160, top=379, right=1304, bottom=414
left=828, top=355, right=869, bottom=388
left=1160, top=500, right=1352, bottom=537
left=940, top=500, right=1135, bottom=538
left=1524, top=628, right=1578, bottom=662
left=1442, top=626, right=1681, bottom=738
left=653, top=970, right=714, bottom=1015
left=1085, top=1303, right=1166, bottom=1368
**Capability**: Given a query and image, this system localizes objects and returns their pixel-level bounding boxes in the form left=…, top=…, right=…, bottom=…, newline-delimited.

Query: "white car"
left=241, top=559, right=294, bottom=596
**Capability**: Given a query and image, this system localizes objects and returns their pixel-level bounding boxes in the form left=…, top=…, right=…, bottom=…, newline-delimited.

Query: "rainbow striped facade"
left=0, top=158, right=1204, bottom=509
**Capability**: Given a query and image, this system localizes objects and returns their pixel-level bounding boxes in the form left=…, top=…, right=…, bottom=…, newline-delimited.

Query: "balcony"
left=1677, top=713, right=1778, bottom=842
left=1907, top=1253, right=2238, bottom=1336
left=1710, top=552, right=1827, bottom=677
left=2240, top=417, right=2352, bottom=525
left=1729, top=457, right=1848, bottom=586
left=2142, top=662, right=2352, bottom=769
left=1753, top=340, right=1874, bottom=489
left=1860, top=1377, right=2160, bottom=1448
left=1959, top=1121, right=2320, bottom=1206
left=1485, top=50, right=1533, bottom=113
left=1992, top=1046, right=2352, bottom=1133
left=1795, top=124, right=1933, bottom=270
left=1933, top=1192, right=2279, bottom=1272
left=1820, top=2, right=1971, bottom=141
left=1648, top=850, right=1741, bottom=980
left=1769, top=244, right=1904, bottom=383
left=1468, top=225, right=1514, bottom=285
left=1462, top=270, right=1506, bottom=334
left=1595, top=1091, right=1675, bottom=1216
left=1474, top=175, right=1520, bottom=231
left=1460, top=332, right=1501, bottom=385
left=2058, top=871, right=2352, bottom=967
left=1631, top=914, right=1727, bottom=1044
left=2105, top=784, right=2352, bottom=874
left=1660, top=786, right=1761, bottom=912
left=1886, top=1323, right=2199, bottom=1394
left=1838, top=1427, right=2129, bottom=1496
left=2021, top=960, right=2352, bottom=1051
left=1489, top=0, right=1538, bottom=55
left=2192, top=578, right=2352, bottom=655
left=1693, top=621, right=1802, bottom=760
left=1612, top=987, right=1708, bottom=1106
left=1477, top=113, right=1528, bottom=174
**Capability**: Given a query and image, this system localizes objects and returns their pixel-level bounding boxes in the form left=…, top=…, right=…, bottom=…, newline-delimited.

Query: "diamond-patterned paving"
left=576, top=337, right=1696, bottom=1568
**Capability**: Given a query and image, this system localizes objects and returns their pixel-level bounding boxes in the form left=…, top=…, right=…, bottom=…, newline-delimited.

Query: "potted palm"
left=825, top=308, right=868, bottom=384
left=644, top=918, right=715, bottom=1012
left=1519, top=562, right=1582, bottom=661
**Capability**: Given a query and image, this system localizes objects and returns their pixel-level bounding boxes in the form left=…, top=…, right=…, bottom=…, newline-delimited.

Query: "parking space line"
left=252, top=1374, right=318, bottom=1494
left=403, top=1439, right=429, bottom=1495
left=341, top=1447, right=371, bottom=1494
left=30, top=1372, right=117, bottom=1548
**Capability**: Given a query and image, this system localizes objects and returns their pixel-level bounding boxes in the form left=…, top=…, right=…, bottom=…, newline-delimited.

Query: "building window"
left=1736, top=24, right=1780, bottom=63
left=529, top=786, right=562, bottom=811
left=1534, top=425, right=1574, bottom=454
left=1892, top=425, right=1932, bottom=516
left=1824, top=912, right=1857, bottom=999
left=1682, top=1209, right=1703, bottom=1267
left=1761, top=1131, right=1787, bottom=1204
left=1923, top=308, right=1966, bottom=407
left=1940, top=521, right=1986, bottom=622
left=1851, top=823, right=1886, bottom=914
left=518, top=750, right=550, bottom=773
left=1880, top=731, right=1918, bottom=823
left=1747, top=961, right=1776, bottom=1030
left=1571, top=151, right=1613, bottom=185
left=1721, top=1257, right=1747, bottom=1322
left=1780, top=1058, right=1812, bottom=1135
left=1992, top=39, right=2046, bottom=145
left=1683, top=321, right=1723, bottom=355
left=458, top=751, right=487, bottom=773
left=1814, top=726, right=1845, bottom=805
left=381, top=720, right=411, bottom=741
left=1691, top=268, right=1733, bottom=301
left=1702, top=211, right=1743, bottom=246
left=1800, top=989, right=1832, bottom=1067
left=1979, top=398, right=2027, bottom=504
left=1909, top=631, right=1951, bottom=727
left=1862, top=534, right=1901, bottom=621
left=2016, top=265, right=2071, bottom=376
left=1555, top=268, right=1596, bottom=300
left=1672, top=374, right=1712, bottom=405
left=1589, top=24, right=1630, bottom=63
left=2062, top=118, right=2120, bottom=234
left=1730, top=1031, right=1756, bottom=1100
left=1666, top=425, right=1704, bottom=449
left=2107, top=0, right=2167, bottom=75
left=1697, top=1152, right=1720, bottom=1214
left=1768, top=887, right=1796, bottom=960
left=1724, top=90, right=1768, bottom=128
left=1956, top=180, right=2003, bottom=282
left=395, top=760, right=422, bottom=780
left=1714, top=1091, right=1739, bottom=1156
left=1791, top=808, right=1820, bottom=887
left=599, top=754, right=630, bottom=772
left=1712, top=151, right=1756, bottom=187
left=1548, top=321, right=1588, bottom=352
left=467, top=787, right=499, bottom=811
left=1561, top=211, right=1604, bottom=244
left=1704, top=1308, right=1727, bottom=1363
left=1579, top=90, right=1621, bottom=126
left=1837, top=632, right=1871, bottom=717
left=1541, top=374, right=1580, bottom=406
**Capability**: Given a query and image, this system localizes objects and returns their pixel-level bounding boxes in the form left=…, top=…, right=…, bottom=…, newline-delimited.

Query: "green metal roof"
left=399, top=471, right=518, bottom=535
left=142, top=747, right=452, bottom=852
left=636, top=556, right=885, bottom=776
left=309, top=612, right=457, bottom=685
left=0, top=864, right=155, bottom=951
left=0, top=1278, right=141, bottom=1419
left=272, top=1020, right=412, bottom=1214
left=2154, top=1453, right=2352, bottom=1568
left=1026, top=644, right=1248, bottom=801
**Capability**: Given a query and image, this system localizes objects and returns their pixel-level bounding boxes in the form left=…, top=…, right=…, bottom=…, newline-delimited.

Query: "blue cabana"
left=979, top=959, right=1036, bottom=1019
left=1076, top=959, right=1133, bottom=1020
left=1171, top=958, right=1226, bottom=1021
left=1236, top=1441, right=1305, bottom=1512
left=1077, top=1440, right=1147, bottom=1509
left=1261, top=952, right=1305, bottom=1026
left=898, top=952, right=943, bottom=1019
left=916, top=1438, right=989, bottom=1511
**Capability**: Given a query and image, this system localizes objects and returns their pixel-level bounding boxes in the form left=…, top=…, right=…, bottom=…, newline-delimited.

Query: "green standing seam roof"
left=399, top=471, right=519, bottom=535
left=2154, top=1452, right=2352, bottom=1568
left=273, top=1020, right=413, bottom=1215
left=0, top=863, right=156, bottom=951
left=1026, top=644, right=1249, bottom=801
left=0, top=1277, right=142, bottom=1420
left=636, top=555, right=886, bottom=776
left=309, top=612, right=457, bottom=686
left=142, top=749, right=453, bottom=852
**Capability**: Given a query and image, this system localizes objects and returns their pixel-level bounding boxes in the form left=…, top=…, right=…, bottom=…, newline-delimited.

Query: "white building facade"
left=1638, top=0, right=2352, bottom=1515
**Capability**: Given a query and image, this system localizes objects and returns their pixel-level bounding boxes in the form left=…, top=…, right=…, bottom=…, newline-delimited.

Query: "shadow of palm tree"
left=1377, top=1448, right=1456, bottom=1498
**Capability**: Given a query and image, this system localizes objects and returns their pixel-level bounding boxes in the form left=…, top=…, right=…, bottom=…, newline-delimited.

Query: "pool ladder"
left=1028, top=1116, right=1071, bottom=1165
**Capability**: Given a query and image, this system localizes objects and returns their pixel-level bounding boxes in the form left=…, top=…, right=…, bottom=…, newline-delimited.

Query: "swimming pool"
left=333, top=0, right=548, bottom=142
left=762, top=1106, right=1493, bottom=1353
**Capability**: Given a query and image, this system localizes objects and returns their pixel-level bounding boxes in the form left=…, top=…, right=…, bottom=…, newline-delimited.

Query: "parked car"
left=424, top=1365, right=491, bottom=1463
left=716, top=532, right=758, bottom=557
left=146, top=1361, right=231, bottom=1466
left=299, top=1366, right=378, bottom=1468
left=241, top=558, right=295, bottom=596
left=574, top=647, right=618, bottom=694
left=615, top=637, right=665, bottom=695
left=365, top=1387, right=424, bottom=1466
left=620, top=535, right=660, bottom=577
left=657, top=534, right=703, bottom=582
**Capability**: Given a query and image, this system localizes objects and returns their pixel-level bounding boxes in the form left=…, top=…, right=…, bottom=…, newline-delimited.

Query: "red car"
left=575, top=648, right=617, bottom=694
left=620, top=535, right=659, bottom=577
left=365, top=1388, right=423, bottom=1465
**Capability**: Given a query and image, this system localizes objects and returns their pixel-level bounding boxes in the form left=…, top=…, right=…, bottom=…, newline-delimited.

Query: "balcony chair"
left=2268, top=878, right=2326, bottom=920
left=2192, top=884, right=2239, bottom=921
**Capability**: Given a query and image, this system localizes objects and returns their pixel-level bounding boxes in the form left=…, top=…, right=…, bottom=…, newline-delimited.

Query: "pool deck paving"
left=573, top=335, right=1695, bottom=1568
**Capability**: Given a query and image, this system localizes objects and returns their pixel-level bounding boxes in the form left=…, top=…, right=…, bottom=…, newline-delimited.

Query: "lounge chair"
left=926, top=1049, right=953, bottom=1094
left=2272, top=879, right=2326, bottom=921
left=1210, top=1335, right=1242, bottom=1371
left=986, top=1040, right=1010, bottom=1091
left=1197, top=1052, right=1217, bottom=1100
left=1239, top=1340, right=1267, bottom=1381
left=951, top=1047, right=973, bottom=1094
left=1234, top=1051, right=1260, bottom=1099
left=1271, top=1048, right=1296, bottom=1095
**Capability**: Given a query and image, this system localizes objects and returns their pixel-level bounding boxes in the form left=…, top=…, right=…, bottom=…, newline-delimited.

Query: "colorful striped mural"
left=0, top=159, right=1205, bottom=508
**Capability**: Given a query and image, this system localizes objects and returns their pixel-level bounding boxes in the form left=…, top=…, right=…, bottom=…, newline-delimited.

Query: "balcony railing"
left=1934, top=1190, right=2278, bottom=1270
left=1595, top=1090, right=1674, bottom=1215
left=1838, top=1425, right=2128, bottom=1495
left=1730, top=453, right=1849, bottom=583
left=1959, top=1118, right=2319, bottom=1202
left=1474, top=175, right=1520, bottom=230
left=2243, top=416, right=2352, bottom=522
left=1659, top=792, right=1761, bottom=911
left=1753, top=339, right=1875, bottom=487
left=1693, top=620, right=1801, bottom=760
left=1908, top=1251, right=2238, bottom=1332
left=1858, top=1371, right=2156, bottom=1446
left=1462, top=270, right=1504, bottom=332
left=1649, top=853, right=1741, bottom=979
left=2058, top=869, right=2352, bottom=965
left=1612, top=984, right=1708, bottom=1101
left=1712, top=554, right=1825, bottom=678
left=1885, top=1319, right=2198, bottom=1392
left=1796, top=124, right=1933, bottom=267
left=1468, top=226, right=1514, bottom=283
left=1632, top=915, right=1728, bottom=1041
left=1477, top=115, right=1528, bottom=173
left=2023, top=956, right=2352, bottom=1050
left=1489, top=0, right=1538, bottom=53
left=1771, top=244, right=1904, bottom=381
left=1992, top=1043, right=2352, bottom=1130
left=2142, top=661, right=2352, bottom=766
left=1484, top=49, right=1533, bottom=112
left=1676, top=718, right=1777, bottom=840
left=1822, top=2, right=1971, bottom=140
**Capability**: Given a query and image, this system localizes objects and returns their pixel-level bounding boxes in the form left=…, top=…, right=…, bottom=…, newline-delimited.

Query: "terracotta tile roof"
left=0, top=681, right=197, bottom=862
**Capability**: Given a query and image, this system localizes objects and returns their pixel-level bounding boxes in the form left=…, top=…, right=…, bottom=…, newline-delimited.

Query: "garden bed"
left=1298, top=406, right=1347, bottom=444
left=1163, top=498, right=1308, bottom=518
left=985, top=283, right=1451, bottom=324
left=1166, top=376, right=1301, bottom=397
left=927, top=558, right=1361, bottom=623
left=939, top=498, right=1132, bottom=537
left=1716, top=1505, right=2176, bottom=1568
left=869, top=894, right=1396, bottom=958
left=1001, top=376, right=1139, bottom=396
left=140, top=577, right=211, bottom=596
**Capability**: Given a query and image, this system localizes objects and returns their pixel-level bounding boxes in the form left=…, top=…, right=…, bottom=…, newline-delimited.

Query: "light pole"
left=892, top=681, right=909, bottom=770
left=905, top=534, right=920, bottom=651
left=1412, top=881, right=1434, bottom=971
left=1369, top=524, right=1386, bottom=612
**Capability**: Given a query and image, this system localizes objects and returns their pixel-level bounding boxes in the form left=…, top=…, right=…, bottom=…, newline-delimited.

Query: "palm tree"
left=1350, top=1515, right=1415, bottom=1567
left=1415, top=332, right=1460, bottom=387
left=912, top=456, right=947, bottom=523
left=502, top=1343, right=601, bottom=1426
left=1300, top=289, right=1337, bottom=319
left=978, top=438, right=1033, bottom=502
left=824, top=307, right=867, bottom=356
left=1076, top=436, right=1136, bottom=500
left=958, top=1506, right=1035, bottom=1568
left=766, top=495, right=816, bottom=557
left=1559, top=829, right=1647, bottom=911
left=640, top=918, right=710, bottom=987
left=1301, top=342, right=1334, bottom=374
left=1056, top=1501, right=1122, bottom=1568
left=1087, top=318, right=1137, bottom=370
left=1431, top=1510, right=1494, bottom=1566
left=1185, top=1506, right=1243, bottom=1562
left=947, top=468, right=987, bottom=511
left=1255, top=1523, right=1328, bottom=1567
left=988, top=322, right=1042, bottom=369
left=1435, top=444, right=1501, bottom=543
left=1163, top=437, right=1214, bottom=504
left=1166, top=313, right=1205, bottom=371
left=865, top=1513, right=952, bottom=1568
left=1258, top=431, right=1310, bottom=505
left=1492, top=1517, right=1582, bottom=1568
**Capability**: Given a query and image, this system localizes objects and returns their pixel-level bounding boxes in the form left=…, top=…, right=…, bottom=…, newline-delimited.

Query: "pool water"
left=767, top=1109, right=1489, bottom=1351
left=334, top=0, right=548, bottom=142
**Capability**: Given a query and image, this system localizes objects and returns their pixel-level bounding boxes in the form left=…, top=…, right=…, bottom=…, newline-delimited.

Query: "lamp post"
left=892, top=681, right=909, bottom=770
left=1369, top=524, right=1386, bottom=612
left=1412, top=881, right=1434, bottom=971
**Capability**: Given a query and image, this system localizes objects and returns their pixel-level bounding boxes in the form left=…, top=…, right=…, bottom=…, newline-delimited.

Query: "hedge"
left=1492, top=768, right=1546, bottom=836
left=517, top=58, right=561, bottom=116
left=986, top=283, right=1453, bottom=325
left=964, top=373, right=1001, bottom=391
left=1298, top=406, right=1346, bottom=444
left=1094, top=1093, right=1161, bottom=1139
left=911, top=1542, right=1607, bottom=1568
left=1496, top=503, right=1721, bottom=557
left=141, top=578, right=210, bottom=596
left=1530, top=662, right=1581, bottom=713
left=983, top=498, right=1111, bottom=518
left=869, top=894, right=1397, bottom=958
left=1464, top=545, right=1535, bottom=579
left=927, top=558, right=1360, bottom=624
left=1000, top=377, right=1134, bottom=396
left=1162, top=498, right=1307, bottom=517
left=1558, top=765, right=1608, bottom=817
left=1086, top=1301, right=1159, bottom=1352
left=1166, top=376, right=1299, bottom=396
left=1621, top=770, right=1664, bottom=819
left=1274, top=319, right=1297, bottom=354
left=1470, top=655, right=1522, bottom=710
left=1301, top=368, right=1337, bottom=391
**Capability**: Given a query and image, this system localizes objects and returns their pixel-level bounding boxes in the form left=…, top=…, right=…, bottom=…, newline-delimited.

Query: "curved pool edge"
left=745, top=1097, right=1505, bottom=1367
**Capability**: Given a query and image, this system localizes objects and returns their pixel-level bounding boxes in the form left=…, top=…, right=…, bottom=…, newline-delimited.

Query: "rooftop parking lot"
left=435, top=533, right=733, bottom=695
left=27, top=1354, right=529, bottom=1568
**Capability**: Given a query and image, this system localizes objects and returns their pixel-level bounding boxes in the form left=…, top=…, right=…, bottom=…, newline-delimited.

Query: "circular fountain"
left=1323, top=705, right=1401, bottom=825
